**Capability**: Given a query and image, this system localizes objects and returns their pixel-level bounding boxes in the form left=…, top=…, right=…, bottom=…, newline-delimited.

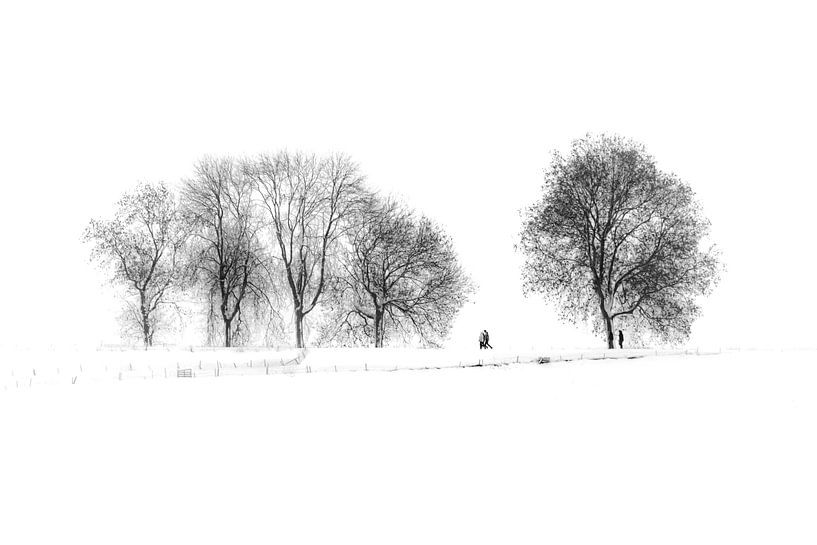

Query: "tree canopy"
left=183, top=156, right=272, bottom=347
left=246, top=151, right=366, bottom=348
left=320, top=195, right=473, bottom=347
left=520, top=134, right=721, bottom=347
left=84, top=182, right=188, bottom=347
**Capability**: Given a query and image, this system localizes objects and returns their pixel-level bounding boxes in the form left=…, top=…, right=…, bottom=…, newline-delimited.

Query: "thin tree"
left=183, top=156, right=270, bottom=347
left=519, top=134, right=721, bottom=348
left=84, top=182, right=189, bottom=348
left=247, top=152, right=365, bottom=348
left=324, top=195, right=473, bottom=348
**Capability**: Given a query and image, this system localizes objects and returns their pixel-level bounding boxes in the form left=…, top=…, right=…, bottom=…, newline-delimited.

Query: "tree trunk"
left=595, top=286, right=615, bottom=349
left=294, top=309, right=305, bottom=348
left=142, top=324, right=151, bottom=349
left=374, top=306, right=384, bottom=348
left=139, top=290, right=151, bottom=350
left=224, top=318, right=232, bottom=347
left=220, top=285, right=232, bottom=347
left=604, top=314, right=615, bottom=349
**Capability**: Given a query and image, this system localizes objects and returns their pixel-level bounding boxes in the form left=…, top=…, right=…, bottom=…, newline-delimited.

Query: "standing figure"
left=483, top=329, right=493, bottom=349
left=618, top=330, right=624, bottom=349
left=478, top=330, right=485, bottom=349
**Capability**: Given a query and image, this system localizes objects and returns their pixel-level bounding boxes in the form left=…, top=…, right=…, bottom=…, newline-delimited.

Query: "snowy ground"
left=2, top=349, right=816, bottom=544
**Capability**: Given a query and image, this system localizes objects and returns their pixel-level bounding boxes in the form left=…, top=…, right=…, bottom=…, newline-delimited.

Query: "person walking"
left=483, top=329, right=493, bottom=349
left=618, top=330, right=624, bottom=349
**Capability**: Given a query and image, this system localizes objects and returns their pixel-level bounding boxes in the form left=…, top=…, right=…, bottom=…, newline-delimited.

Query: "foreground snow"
left=1, top=350, right=816, bottom=544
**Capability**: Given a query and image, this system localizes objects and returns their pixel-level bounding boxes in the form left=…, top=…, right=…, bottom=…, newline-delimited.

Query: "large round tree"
left=520, top=134, right=721, bottom=348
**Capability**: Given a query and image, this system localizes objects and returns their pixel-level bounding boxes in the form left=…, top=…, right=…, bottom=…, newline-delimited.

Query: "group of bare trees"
left=85, top=152, right=472, bottom=349
left=88, top=135, right=722, bottom=351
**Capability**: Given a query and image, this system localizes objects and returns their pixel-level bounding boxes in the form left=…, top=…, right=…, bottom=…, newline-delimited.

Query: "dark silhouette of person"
left=483, top=329, right=493, bottom=349
left=478, top=330, right=485, bottom=349
left=618, top=330, right=624, bottom=349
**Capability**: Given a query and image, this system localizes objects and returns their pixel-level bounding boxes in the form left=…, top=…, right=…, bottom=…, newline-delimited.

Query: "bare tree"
left=519, top=134, right=721, bottom=348
left=247, top=151, right=365, bottom=348
left=84, top=182, right=189, bottom=348
left=183, top=156, right=271, bottom=347
left=322, top=195, right=473, bottom=348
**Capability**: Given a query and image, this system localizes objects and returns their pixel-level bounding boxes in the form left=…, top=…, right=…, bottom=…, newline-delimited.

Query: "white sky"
left=1, top=0, right=814, bottom=350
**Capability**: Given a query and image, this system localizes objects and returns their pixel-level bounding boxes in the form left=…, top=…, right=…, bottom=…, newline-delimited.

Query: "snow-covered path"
left=2, top=350, right=815, bottom=544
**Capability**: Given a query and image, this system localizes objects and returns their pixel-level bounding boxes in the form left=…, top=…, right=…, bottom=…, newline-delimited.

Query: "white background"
left=2, top=4, right=817, bottom=544
left=1, top=0, right=815, bottom=349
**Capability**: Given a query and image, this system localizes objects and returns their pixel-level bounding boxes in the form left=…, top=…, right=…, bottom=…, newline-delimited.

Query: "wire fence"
left=0, top=346, right=737, bottom=391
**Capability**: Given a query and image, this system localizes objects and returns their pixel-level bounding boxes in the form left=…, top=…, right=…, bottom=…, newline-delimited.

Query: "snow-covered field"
left=2, top=349, right=816, bottom=544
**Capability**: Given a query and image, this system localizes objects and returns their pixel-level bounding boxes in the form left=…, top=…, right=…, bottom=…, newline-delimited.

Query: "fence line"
left=2, top=347, right=741, bottom=389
